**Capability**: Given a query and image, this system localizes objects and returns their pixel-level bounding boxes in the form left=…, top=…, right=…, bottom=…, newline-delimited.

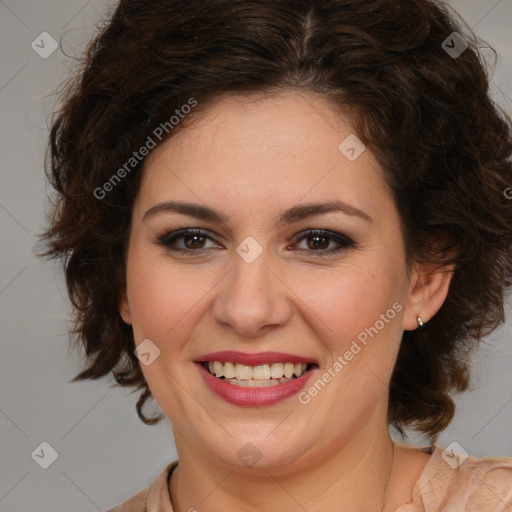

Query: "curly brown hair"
left=40, top=0, right=512, bottom=441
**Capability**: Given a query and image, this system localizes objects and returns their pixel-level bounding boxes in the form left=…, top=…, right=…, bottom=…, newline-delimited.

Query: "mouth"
left=195, top=350, right=319, bottom=405
left=199, top=360, right=316, bottom=387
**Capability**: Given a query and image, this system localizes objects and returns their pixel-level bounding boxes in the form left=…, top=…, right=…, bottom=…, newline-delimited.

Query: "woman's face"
left=120, top=91, right=419, bottom=471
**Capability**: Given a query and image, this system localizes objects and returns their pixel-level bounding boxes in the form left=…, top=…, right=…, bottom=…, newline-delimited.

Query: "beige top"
left=106, top=445, right=512, bottom=511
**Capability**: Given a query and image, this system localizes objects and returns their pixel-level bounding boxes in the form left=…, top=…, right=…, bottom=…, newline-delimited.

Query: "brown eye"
left=182, top=233, right=207, bottom=249
left=157, top=228, right=354, bottom=257
left=306, top=234, right=330, bottom=250
left=157, top=229, right=218, bottom=253
left=293, top=230, right=354, bottom=256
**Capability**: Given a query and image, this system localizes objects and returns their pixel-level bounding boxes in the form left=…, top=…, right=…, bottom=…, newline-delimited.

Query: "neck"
left=169, top=422, right=395, bottom=512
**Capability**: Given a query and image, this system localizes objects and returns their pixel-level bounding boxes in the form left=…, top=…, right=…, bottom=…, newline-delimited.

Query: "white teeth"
left=223, top=361, right=236, bottom=379
left=235, top=364, right=253, bottom=380
left=270, top=362, right=284, bottom=378
left=223, top=376, right=297, bottom=387
left=205, top=361, right=309, bottom=382
left=214, top=361, right=224, bottom=378
left=253, top=364, right=270, bottom=380
left=284, top=363, right=294, bottom=378
left=226, top=378, right=279, bottom=387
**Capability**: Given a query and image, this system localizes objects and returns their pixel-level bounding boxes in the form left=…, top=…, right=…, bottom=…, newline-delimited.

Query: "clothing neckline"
left=392, top=444, right=440, bottom=511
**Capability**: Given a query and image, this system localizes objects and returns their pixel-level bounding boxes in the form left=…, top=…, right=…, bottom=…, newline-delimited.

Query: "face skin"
left=120, top=90, right=452, bottom=512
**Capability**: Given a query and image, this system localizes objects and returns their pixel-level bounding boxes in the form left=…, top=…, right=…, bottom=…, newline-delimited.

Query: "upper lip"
left=196, top=351, right=317, bottom=366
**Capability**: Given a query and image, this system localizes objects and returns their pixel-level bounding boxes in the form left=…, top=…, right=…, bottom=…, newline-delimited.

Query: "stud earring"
left=417, top=316, right=424, bottom=327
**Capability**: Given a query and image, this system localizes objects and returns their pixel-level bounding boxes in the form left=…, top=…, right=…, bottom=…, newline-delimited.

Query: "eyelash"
left=156, top=228, right=354, bottom=257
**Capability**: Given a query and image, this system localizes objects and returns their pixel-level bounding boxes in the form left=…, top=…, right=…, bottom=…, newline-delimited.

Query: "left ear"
left=119, top=291, right=133, bottom=325
left=402, top=261, right=454, bottom=331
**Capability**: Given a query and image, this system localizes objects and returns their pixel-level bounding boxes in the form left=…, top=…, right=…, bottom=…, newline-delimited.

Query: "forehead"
left=136, top=91, right=390, bottom=224
left=148, top=91, right=358, bottom=166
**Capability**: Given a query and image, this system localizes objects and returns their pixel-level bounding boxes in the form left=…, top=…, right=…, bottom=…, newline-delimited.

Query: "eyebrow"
left=143, top=199, right=373, bottom=225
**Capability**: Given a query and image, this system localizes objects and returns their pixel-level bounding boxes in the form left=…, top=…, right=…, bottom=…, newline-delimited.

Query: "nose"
left=212, top=247, right=292, bottom=338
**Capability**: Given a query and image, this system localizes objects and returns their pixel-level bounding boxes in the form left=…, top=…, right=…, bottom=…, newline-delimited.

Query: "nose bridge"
left=213, top=240, right=290, bottom=335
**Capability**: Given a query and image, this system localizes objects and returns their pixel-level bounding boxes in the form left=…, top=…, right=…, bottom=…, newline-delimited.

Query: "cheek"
left=124, top=251, right=206, bottom=409
left=293, top=263, right=398, bottom=354
left=125, top=249, right=196, bottom=343
left=125, top=246, right=227, bottom=361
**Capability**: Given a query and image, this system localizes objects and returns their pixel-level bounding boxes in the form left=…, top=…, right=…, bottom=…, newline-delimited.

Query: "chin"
left=204, top=428, right=315, bottom=473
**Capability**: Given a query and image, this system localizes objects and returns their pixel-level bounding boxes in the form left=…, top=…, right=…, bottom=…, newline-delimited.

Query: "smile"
left=201, top=361, right=311, bottom=387
left=195, top=351, right=318, bottom=406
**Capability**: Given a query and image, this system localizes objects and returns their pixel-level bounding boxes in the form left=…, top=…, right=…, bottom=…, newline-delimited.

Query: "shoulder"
left=105, top=489, right=148, bottom=512
left=105, top=461, right=178, bottom=512
left=415, top=445, right=512, bottom=511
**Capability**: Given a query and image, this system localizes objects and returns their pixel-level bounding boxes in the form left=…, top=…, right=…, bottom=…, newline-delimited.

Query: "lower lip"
left=196, top=363, right=316, bottom=406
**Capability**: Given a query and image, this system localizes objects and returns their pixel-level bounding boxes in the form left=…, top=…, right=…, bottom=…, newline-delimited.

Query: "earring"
left=417, top=316, right=424, bottom=327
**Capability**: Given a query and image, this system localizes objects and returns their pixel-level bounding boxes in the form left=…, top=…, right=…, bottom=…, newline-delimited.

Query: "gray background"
left=0, top=1, right=511, bottom=511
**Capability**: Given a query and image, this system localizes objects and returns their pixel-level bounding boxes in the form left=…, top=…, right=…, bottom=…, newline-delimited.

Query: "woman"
left=41, top=0, right=512, bottom=510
